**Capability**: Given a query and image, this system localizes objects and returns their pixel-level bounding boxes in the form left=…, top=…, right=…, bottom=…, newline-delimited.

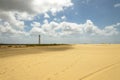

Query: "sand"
left=0, top=44, right=120, bottom=80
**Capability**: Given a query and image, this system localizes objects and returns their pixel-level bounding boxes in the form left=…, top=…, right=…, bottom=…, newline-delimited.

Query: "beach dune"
left=0, top=44, right=120, bottom=80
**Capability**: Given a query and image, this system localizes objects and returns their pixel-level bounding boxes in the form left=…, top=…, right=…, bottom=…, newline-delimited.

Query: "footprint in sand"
left=47, top=77, right=51, bottom=80
left=79, top=62, right=120, bottom=80
left=0, top=71, right=6, bottom=75
left=54, top=72, right=58, bottom=75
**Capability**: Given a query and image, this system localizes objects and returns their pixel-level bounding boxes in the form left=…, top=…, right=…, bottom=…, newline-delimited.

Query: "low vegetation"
left=0, top=44, right=69, bottom=48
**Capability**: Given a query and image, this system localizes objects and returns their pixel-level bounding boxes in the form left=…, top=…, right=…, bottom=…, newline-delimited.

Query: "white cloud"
left=15, top=12, right=34, bottom=21
left=53, top=18, right=60, bottom=22
left=0, top=11, right=25, bottom=30
left=29, top=20, right=119, bottom=37
left=1, top=19, right=120, bottom=43
left=1, top=18, right=119, bottom=38
left=114, top=3, right=120, bottom=8
left=0, top=22, right=27, bottom=36
left=54, top=18, right=57, bottom=21
left=61, top=16, right=66, bottom=20
left=31, top=22, right=41, bottom=27
left=30, top=27, right=45, bottom=35
left=32, top=0, right=73, bottom=14
left=43, top=19, right=49, bottom=24
left=1, top=0, right=120, bottom=44
left=0, top=0, right=73, bottom=14
left=44, top=13, right=50, bottom=18
left=0, top=0, right=73, bottom=32
left=102, top=26, right=118, bottom=36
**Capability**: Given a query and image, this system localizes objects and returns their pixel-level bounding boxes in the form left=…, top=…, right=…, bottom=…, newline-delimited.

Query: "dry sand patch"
left=0, top=44, right=120, bottom=80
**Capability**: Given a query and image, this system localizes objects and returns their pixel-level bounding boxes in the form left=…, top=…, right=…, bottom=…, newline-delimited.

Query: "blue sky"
left=30, top=0, right=120, bottom=28
left=71, top=0, right=120, bottom=26
left=0, top=0, right=120, bottom=44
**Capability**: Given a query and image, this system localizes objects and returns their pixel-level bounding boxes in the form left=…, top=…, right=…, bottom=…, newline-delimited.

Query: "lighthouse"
left=39, top=35, right=40, bottom=44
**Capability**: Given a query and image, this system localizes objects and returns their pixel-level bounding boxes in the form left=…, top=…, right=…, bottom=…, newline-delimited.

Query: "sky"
left=0, top=0, right=120, bottom=44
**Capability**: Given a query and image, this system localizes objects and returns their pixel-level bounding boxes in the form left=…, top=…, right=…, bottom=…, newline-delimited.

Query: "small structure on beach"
left=39, top=35, right=41, bottom=44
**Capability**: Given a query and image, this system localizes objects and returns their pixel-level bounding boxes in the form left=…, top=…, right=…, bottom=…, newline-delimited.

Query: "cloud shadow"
left=0, top=45, right=73, bottom=58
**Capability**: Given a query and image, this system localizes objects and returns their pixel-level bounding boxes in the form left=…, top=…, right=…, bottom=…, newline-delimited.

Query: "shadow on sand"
left=0, top=45, right=73, bottom=58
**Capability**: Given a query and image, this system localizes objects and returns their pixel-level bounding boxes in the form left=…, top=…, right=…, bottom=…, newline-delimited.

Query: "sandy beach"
left=0, top=44, right=120, bottom=80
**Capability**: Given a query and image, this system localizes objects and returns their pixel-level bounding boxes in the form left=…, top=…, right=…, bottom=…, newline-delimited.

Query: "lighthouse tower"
left=39, top=35, right=40, bottom=44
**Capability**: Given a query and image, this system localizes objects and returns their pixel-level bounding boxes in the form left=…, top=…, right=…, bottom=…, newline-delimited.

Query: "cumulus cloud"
left=0, top=19, right=120, bottom=43
left=30, top=27, right=45, bottom=35
left=0, top=11, right=25, bottom=30
left=53, top=18, right=60, bottom=22
left=54, top=18, right=57, bottom=21
left=0, top=0, right=73, bottom=14
left=0, top=22, right=26, bottom=37
left=31, top=22, right=41, bottom=27
left=30, top=20, right=120, bottom=36
left=43, top=19, right=49, bottom=24
left=0, top=0, right=73, bottom=33
left=0, top=0, right=73, bottom=21
left=44, top=13, right=50, bottom=18
left=114, top=3, right=120, bottom=8
left=1, top=18, right=119, bottom=38
left=0, top=0, right=119, bottom=44
left=61, top=16, right=66, bottom=20
left=15, top=12, right=34, bottom=21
